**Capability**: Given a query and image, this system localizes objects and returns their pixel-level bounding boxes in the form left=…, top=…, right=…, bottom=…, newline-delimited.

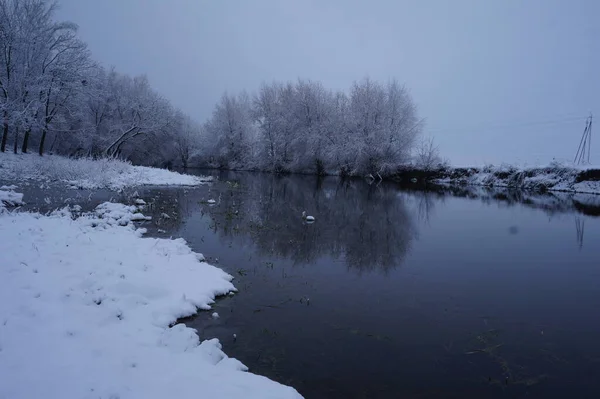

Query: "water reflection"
left=426, top=184, right=600, bottom=218
left=415, top=189, right=443, bottom=225
left=575, top=217, right=585, bottom=250
left=200, top=173, right=417, bottom=273
left=132, top=186, right=199, bottom=234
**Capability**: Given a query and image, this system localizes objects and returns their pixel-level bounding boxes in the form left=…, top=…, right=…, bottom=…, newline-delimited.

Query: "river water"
left=9, top=171, right=600, bottom=398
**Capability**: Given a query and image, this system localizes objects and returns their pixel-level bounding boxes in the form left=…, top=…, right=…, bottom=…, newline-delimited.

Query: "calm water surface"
left=8, top=172, right=600, bottom=398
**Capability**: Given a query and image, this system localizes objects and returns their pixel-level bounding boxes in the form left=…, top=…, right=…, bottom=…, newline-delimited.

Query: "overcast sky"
left=56, top=0, right=599, bottom=165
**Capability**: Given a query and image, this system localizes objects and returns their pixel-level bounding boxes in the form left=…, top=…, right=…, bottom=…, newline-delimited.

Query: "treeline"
left=202, top=78, right=431, bottom=176
left=0, top=0, right=200, bottom=167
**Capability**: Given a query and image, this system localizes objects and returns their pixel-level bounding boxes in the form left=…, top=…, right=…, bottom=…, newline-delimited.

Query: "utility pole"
left=574, top=114, right=593, bottom=165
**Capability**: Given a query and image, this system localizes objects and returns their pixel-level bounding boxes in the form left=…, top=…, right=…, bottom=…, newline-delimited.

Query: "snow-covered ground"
left=432, top=162, right=600, bottom=195
left=0, top=152, right=211, bottom=191
left=0, top=191, right=302, bottom=399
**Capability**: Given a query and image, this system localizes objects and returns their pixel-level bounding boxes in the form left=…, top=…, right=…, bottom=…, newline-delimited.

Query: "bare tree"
left=414, top=137, right=442, bottom=170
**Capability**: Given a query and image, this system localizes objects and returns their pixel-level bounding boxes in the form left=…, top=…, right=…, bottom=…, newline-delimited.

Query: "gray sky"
left=56, top=0, right=599, bottom=165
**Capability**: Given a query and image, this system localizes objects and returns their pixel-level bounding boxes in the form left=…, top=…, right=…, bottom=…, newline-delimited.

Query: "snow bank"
left=424, top=162, right=600, bottom=195
left=0, top=201, right=302, bottom=399
left=0, top=152, right=212, bottom=190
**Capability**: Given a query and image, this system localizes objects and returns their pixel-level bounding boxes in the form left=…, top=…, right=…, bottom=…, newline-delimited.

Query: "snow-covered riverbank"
left=0, top=189, right=302, bottom=399
left=0, top=153, right=211, bottom=190
left=393, top=162, right=600, bottom=195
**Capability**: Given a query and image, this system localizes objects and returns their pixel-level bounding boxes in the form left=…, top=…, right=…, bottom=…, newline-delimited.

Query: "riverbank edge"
left=190, top=162, right=600, bottom=196
left=389, top=163, right=600, bottom=195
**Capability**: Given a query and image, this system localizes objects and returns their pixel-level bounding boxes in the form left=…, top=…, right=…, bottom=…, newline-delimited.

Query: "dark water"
left=5, top=173, right=600, bottom=398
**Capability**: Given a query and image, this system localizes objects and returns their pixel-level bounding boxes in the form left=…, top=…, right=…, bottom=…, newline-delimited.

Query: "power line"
left=427, top=115, right=588, bottom=135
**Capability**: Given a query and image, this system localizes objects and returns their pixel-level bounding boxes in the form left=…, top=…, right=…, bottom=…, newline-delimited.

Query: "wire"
left=427, top=115, right=588, bottom=135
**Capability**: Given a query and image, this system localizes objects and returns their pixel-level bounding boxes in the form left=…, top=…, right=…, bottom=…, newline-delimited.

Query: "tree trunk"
left=114, top=140, right=127, bottom=157
left=105, top=126, right=138, bottom=156
left=22, top=128, right=31, bottom=153
left=1, top=117, right=8, bottom=153
left=49, top=132, right=58, bottom=153
left=38, top=128, right=47, bottom=156
left=13, top=127, right=19, bottom=154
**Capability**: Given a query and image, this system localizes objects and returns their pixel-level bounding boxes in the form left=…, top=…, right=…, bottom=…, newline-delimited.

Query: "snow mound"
left=92, top=202, right=152, bottom=227
left=0, top=200, right=302, bottom=399
left=0, top=152, right=212, bottom=190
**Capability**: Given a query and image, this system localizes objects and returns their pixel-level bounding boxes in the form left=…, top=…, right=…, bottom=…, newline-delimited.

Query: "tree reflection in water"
left=200, top=172, right=418, bottom=274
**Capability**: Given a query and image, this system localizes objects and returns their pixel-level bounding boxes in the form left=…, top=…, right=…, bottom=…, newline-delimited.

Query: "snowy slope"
left=0, top=152, right=211, bottom=190
left=0, top=199, right=302, bottom=399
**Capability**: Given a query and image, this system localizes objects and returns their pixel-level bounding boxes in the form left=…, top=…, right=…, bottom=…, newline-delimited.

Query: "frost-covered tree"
left=347, top=78, right=387, bottom=174
left=324, top=91, right=352, bottom=175
left=204, top=92, right=253, bottom=169
left=252, top=82, right=281, bottom=170
left=171, top=111, right=202, bottom=169
left=347, top=78, right=421, bottom=176
left=0, top=0, right=46, bottom=153
left=0, top=0, right=93, bottom=155
left=0, top=0, right=202, bottom=167
left=101, top=74, right=171, bottom=157
left=291, top=79, right=332, bottom=174
left=35, top=15, right=92, bottom=155
left=203, top=77, right=424, bottom=176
